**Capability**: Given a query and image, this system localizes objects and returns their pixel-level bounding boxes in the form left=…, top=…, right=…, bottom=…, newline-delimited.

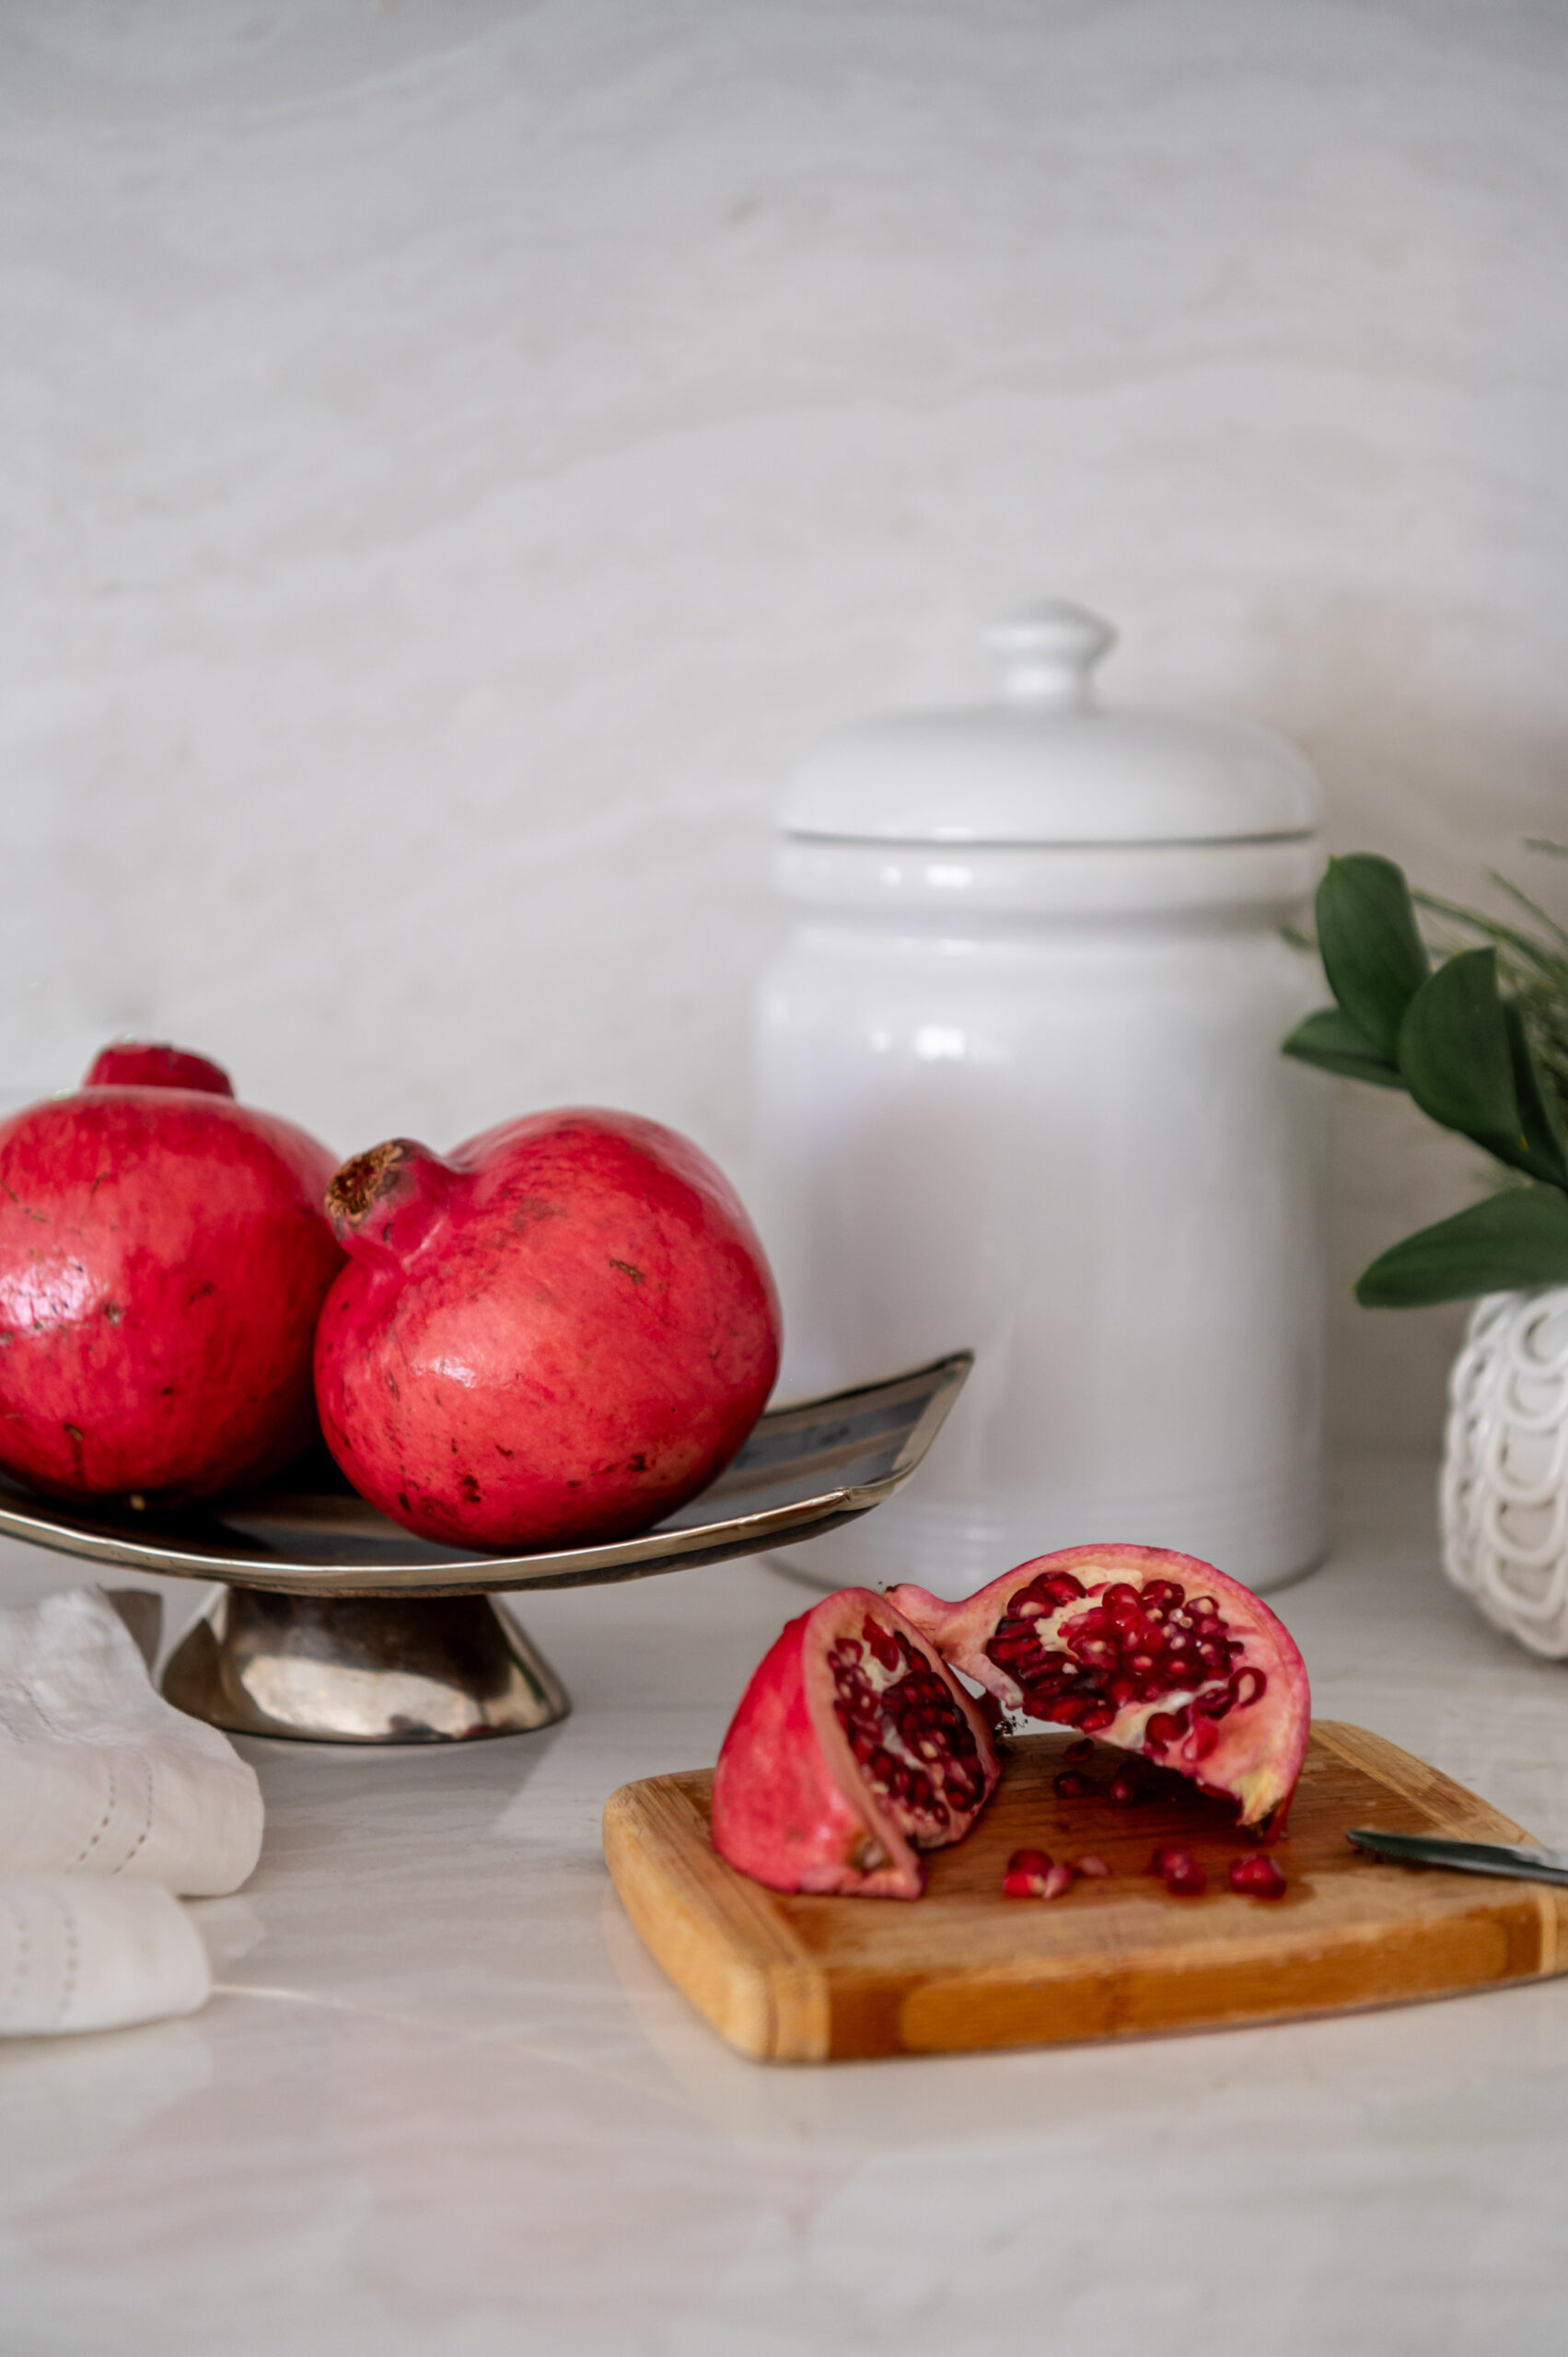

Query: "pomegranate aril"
left=1002, top=1847, right=1052, bottom=1898
left=1108, top=1769, right=1145, bottom=1805
left=1150, top=1844, right=1205, bottom=1895
left=1063, top=1737, right=1094, bottom=1763
left=1228, top=1853, right=1287, bottom=1898
left=1041, top=1863, right=1075, bottom=1899
left=1144, top=1708, right=1189, bottom=1751
left=1053, top=1770, right=1092, bottom=1797
left=1037, top=1573, right=1086, bottom=1606
left=1074, top=1853, right=1111, bottom=1877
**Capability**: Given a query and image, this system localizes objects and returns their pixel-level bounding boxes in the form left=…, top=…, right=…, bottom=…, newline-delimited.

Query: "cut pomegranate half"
left=889, top=1544, right=1309, bottom=1831
left=710, top=1588, right=1000, bottom=1899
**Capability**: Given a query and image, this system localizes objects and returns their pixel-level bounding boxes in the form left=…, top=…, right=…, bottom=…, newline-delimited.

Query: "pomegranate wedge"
left=890, top=1545, right=1308, bottom=1830
left=711, top=1588, right=1000, bottom=1898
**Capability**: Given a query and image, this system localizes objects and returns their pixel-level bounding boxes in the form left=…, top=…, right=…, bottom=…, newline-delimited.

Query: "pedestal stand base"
left=162, top=1586, right=571, bottom=1743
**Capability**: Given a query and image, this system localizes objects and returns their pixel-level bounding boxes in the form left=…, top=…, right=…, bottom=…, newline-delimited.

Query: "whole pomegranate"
left=313, top=1109, right=782, bottom=1549
left=711, top=1588, right=1000, bottom=1898
left=890, top=1544, right=1309, bottom=1831
left=0, top=1044, right=343, bottom=1504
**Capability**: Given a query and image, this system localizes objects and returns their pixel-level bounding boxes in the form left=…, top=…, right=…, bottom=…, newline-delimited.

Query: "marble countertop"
left=4, top=1454, right=1568, bottom=2357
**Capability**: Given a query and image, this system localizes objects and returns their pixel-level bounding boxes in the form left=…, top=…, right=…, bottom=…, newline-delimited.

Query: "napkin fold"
left=0, top=1585, right=264, bottom=2036
left=0, top=1585, right=262, bottom=1894
left=0, top=1874, right=211, bottom=2036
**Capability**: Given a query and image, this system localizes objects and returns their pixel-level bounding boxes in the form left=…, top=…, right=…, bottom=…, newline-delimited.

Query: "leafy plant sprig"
left=1283, top=853, right=1568, bottom=1307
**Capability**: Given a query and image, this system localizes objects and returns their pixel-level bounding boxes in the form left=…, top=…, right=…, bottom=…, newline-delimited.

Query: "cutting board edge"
left=602, top=1776, right=832, bottom=2061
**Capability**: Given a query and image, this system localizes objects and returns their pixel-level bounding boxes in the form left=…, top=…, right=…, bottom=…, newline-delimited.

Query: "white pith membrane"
left=827, top=1613, right=988, bottom=1857
left=983, top=1565, right=1271, bottom=1787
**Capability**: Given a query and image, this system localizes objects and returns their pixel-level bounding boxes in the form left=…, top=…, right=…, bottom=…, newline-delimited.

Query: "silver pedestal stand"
left=0, top=1353, right=970, bottom=1745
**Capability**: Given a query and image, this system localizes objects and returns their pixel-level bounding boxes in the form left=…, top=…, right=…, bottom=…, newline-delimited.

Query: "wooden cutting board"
left=601, top=1723, right=1568, bottom=2062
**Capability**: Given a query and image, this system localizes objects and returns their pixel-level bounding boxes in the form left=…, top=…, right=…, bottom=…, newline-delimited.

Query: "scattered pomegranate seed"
left=1228, top=1853, right=1288, bottom=1898
left=1053, top=1770, right=1092, bottom=1798
left=1002, top=1848, right=1052, bottom=1898
left=1042, top=1863, right=1076, bottom=1900
left=1149, top=1843, right=1206, bottom=1895
left=1074, top=1853, right=1111, bottom=1878
left=1063, top=1737, right=1095, bottom=1764
left=1108, top=1769, right=1145, bottom=1805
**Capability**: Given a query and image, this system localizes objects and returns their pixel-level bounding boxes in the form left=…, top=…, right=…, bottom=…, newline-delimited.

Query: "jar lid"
left=778, top=600, right=1321, bottom=847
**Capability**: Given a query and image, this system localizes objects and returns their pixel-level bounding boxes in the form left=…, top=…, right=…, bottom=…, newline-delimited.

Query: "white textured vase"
left=1442, top=1286, right=1568, bottom=1656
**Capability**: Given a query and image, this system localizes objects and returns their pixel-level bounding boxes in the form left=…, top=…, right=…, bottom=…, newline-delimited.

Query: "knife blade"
left=1347, top=1828, right=1568, bottom=1887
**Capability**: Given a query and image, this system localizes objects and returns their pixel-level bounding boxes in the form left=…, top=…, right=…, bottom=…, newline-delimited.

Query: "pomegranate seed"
left=1053, top=1770, right=1092, bottom=1797
left=1063, top=1737, right=1094, bottom=1763
left=1108, top=1769, right=1144, bottom=1805
left=1002, top=1847, right=1053, bottom=1898
left=1074, top=1853, right=1111, bottom=1878
left=1144, top=1709, right=1188, bottom=1751
left=1041, top=1863, right=1075, bottom=1899
left=1150, top=1845, right=1205, bottom=1895
left=1228, top=1853, right=1287, bottom=1898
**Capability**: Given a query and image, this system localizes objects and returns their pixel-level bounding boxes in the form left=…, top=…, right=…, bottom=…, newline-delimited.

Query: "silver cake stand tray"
left=0, top=1352, right=970, bottom=1746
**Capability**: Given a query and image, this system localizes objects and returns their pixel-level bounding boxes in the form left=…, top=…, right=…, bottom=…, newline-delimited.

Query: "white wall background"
left=4, top=0, right=1567, bottom=1448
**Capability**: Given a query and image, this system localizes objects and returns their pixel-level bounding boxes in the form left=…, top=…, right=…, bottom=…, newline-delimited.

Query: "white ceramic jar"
left=754, top=600, right=1329, bottom=1598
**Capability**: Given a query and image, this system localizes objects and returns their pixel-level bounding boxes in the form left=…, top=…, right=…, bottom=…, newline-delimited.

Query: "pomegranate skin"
left=890, top=1543, right=1310, bottom=1830
left=710, top=1588, right=1000, bottom=1899
left=313, top=1108, right=782, bottom=1550
left=0, top=1052, right=343, bottom=1504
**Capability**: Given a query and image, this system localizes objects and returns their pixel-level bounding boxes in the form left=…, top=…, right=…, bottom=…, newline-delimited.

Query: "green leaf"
left=1502, top=999, right=1568, bottom=1184
left=1355, top=1185, right=1568, bottom=1306
left=1316, top=854, right=1430, bottom=1060
left=1397, top=947, right=1540, bottom=1169
left=1282, top=1006, right=1405, bottom=1088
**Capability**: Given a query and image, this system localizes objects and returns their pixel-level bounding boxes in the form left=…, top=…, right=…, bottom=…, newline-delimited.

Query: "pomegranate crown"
left=84, top=1041, right=234, bottom=1097
left=324, top=1138, right=459, bottom=1265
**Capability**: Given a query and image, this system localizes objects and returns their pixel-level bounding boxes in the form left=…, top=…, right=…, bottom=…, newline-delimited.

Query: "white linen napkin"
left=0, top=1585, right=264, bottom=2036
left=0, top=1875, right=211, bottom=2036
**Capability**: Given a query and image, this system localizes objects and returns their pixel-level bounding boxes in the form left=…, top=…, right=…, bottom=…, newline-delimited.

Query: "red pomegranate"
left=0, top=1044, right=343, bottom=1504
left=710, top=1588, right=1000, bottom=1898
left=313, top=1109, right=782, bottom=1549
left=890, top=1544, right=1309, bottom=1831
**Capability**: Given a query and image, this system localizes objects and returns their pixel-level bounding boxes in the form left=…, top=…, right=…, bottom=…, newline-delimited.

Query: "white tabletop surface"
left=3, top=1454, right=1568, bottom=2357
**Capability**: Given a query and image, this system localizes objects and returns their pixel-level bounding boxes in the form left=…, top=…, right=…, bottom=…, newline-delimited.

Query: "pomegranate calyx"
left=324, top=1139, right=461, bottom=1267
left=83, top=1041, right=234, bottom=1097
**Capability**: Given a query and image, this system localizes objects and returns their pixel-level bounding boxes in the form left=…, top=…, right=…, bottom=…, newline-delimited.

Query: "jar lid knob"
left=985, top=598, right=1115, bottom=709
